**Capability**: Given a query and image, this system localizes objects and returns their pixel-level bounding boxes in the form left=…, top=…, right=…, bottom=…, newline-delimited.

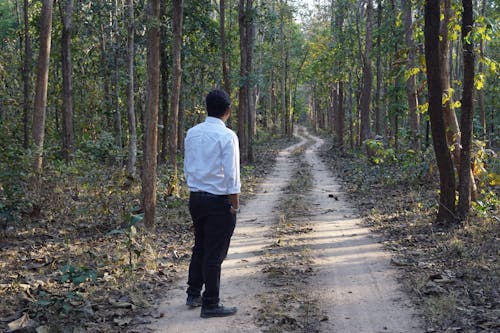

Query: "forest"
left=0, top=0, right=498, bottom=332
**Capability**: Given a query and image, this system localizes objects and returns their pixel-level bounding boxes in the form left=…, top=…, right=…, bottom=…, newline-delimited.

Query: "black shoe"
left=200, top=304, right=237, bottom=318
left=186, top=295, right=202, bottom=308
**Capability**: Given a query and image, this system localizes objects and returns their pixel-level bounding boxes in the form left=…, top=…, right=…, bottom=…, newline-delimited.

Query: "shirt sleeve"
left=222, top=132, right=241, bottom=194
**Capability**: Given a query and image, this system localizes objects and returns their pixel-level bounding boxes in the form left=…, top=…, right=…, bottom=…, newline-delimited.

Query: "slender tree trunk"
left=424, top=0, right=456, bottom=223
left=279, top=0, right=287, bottom=136
left=32, top=0, right=53, bottom=175
left=337, top=81, right=345, bottom=149
left=126, top=0, right=137, bottom=177
left=401, top=0, right=420, bottom=149
left=245, top=0, right=255, bottom=162
left=159, top=0, right=169, bottom=164
left=169, top=0, right=183, bottom=194
left=100, top=23, right=111, bottom=128
left=477, top=0, right=486, bottom=141
left=360, top=0, right=373, bottom=143
left=113, top=0, right=123, bottom=157
left=374, top=0, right=382, bottom=136
left=238, top=0, right=249, bottom=161
left=23, top=0, right=32, bottom=149
left=142, top=0, right=160, bottom=229
left=440, top=0, right=460, bottom=168
left=458, top=0, right=474, bottom=219
left=60, top=0, right=74, bottom=163
left=220, top=0, right=231, bottom=94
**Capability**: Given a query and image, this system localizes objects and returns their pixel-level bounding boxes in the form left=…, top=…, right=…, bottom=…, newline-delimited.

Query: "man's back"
left=184, top=116, right=240, bottom=196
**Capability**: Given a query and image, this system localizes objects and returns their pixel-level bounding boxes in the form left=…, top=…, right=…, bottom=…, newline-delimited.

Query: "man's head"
left=206, top=89, right=231, bottom=118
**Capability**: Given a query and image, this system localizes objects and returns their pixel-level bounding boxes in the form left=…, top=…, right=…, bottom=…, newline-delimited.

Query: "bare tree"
left=220, top=0, right=231, bottom=94
left=142, top=0, right=161, bottom=229
left=32, top=0, right=53, bottom=175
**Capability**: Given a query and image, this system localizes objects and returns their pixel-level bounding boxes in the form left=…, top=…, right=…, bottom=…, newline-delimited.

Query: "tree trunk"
left=477, top=0, right=486, bottom=141
left=246, top=0, right=255, bottom=162
left=337, top=81, right=345, bottom=149
left=32, top=0, right=53, bottom=175
left=401, top=0, right=419, bottom=149
left=440, top=0, right=460, bottom=168
left=23, top=0, right=32, bottom=149
left=279, top=0, right=287, bottom=136
left=142, top=0, right=160, bottom=229
left=159, top=0, right=169, bottom=164
left=458, top=0, right=474, bottom=219
left=126, top=0, right=137, bottom=177
left=424, top=0, right=457, bottom=224
left=60, top=0, right=74, bottom=163
left=238, top=0, right=249, bottom=161
left=220, top=0, right=231, bottom=94
left=374, top=0, right=382, bottom=136
left=169, top=0, right=184, bottom=194
left=360, top=0, right=373, bottom=143
left=113, top=0, right=123, bottom=158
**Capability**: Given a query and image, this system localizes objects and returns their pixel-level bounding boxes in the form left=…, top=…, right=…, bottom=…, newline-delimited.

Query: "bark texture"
left=32, top=0, right=53, bottom=175
left=424, top=0, right=457, bottom=223
left=142, top=0, right=161, bottom=228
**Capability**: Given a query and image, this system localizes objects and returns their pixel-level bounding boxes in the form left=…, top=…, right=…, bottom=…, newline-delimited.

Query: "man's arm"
left=229, top=193, right=240, bottom=210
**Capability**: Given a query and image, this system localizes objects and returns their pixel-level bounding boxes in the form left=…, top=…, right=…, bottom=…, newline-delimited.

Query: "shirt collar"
left=205, top=116, right=226, bottom=127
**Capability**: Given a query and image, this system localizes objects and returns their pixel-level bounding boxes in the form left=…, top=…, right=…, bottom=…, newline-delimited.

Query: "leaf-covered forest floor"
left=320, top=138, right=499, bottom=333
left=0, top=133, right=295, bottom=333
left=1, top=128, right=498, bottom=333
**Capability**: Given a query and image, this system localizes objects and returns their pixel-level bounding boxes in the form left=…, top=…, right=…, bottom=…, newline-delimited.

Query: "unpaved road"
left=148, top=126, right=422, bottom=333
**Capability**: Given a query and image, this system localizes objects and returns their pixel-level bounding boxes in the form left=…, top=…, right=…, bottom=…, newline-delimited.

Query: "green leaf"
left=129, top=213, right=144, bottom=226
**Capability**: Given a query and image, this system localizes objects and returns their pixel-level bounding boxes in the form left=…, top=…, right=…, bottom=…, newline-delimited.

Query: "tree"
left=168, top=0, right=183, bottom=194
left=142, top=0, right=161, bottom=229
left=424, top=0, right=456, bottom=223
left=360, top=0, right=373, bottom=143
left=32, top=0, right=53, bottom=175
left=220, top=0, right=231, bottom=94
left=22, top=0, right=32, bottom=149
left=401, top=0, right=419, bottom=149
left=126, top=0, right=137, bottom=177
left=60, top=0, right=74, bottom=163
left=238, top=0, right=255, bottom=162
left=458, top=0, right=474, bottom=218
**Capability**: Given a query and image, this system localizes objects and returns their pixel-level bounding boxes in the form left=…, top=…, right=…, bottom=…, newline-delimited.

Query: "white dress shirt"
left=184, top=117, right=241, bottom=195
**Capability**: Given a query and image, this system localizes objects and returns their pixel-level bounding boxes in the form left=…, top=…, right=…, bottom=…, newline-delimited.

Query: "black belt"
left=191, top=191, right=228, bottom=198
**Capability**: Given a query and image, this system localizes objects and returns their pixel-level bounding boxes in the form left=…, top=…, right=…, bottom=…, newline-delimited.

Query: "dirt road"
left=148, top=126, right=422, bottom=333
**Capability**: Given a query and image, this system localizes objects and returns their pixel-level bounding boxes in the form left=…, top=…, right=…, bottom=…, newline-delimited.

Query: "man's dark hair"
left=206, top=89, right=230, bottom=118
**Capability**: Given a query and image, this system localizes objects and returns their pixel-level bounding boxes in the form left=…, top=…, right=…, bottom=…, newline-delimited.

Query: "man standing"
left=183, top=89, right=240, bottom=318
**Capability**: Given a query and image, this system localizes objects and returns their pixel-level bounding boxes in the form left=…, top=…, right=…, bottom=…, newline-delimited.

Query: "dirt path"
left=147, top=126, right=422, bottom=333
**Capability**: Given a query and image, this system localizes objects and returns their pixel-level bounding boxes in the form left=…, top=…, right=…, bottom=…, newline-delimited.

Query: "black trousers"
left=186, top=192, right=236, bottom=307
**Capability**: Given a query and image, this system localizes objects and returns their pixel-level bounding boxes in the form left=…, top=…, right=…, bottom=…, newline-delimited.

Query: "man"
left=183, top=89, right=240, bottom=318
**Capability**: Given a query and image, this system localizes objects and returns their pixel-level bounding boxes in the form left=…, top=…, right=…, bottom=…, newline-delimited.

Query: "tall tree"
left=424, top=0, right=456, bottom=223
left=22, top=0, right=32, bottom=149
left=32, top=0, right=53, bottom=175
left=142, top=0, right=161, bottom=229
left=401, top=0, right=419, bottom=149
left=159, top=0, right=170, bottom=164
left=458, top=0, right=474, bottom=218
left=169, top=0, right=184, bottom=193
left=220, top=0, right=231, bottom=94
left=112, top=0, right=123, bottom=156
left=60, top=0, right=74, bottom=163
left=126, top=0, right=137, bottom=177
left=360, top=0, right=373, bottom=143
left=477, top=0, right=486, bottom=141
left=238, top=0, right=255, bottom=162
